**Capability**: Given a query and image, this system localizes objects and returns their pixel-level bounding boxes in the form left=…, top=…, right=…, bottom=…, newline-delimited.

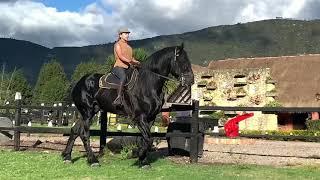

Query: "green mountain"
left=1, top=19, right=320, bottom=84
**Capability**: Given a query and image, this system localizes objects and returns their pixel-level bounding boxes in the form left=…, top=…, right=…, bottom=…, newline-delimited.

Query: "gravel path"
left=2, top=134, right=320, bottom=167
left=198, top=138, right=320, bottom=166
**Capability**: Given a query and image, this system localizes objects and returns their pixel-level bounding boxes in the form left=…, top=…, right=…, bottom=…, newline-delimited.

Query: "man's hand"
left=132, top=58, right=140, bottom=64
left=131, top=59, right=141, bottom=68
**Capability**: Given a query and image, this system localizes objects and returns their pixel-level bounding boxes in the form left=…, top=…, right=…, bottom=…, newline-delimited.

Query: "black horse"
left=62, top=44, right=194, bottom=167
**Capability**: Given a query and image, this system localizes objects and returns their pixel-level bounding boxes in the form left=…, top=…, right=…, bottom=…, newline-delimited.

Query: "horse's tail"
left=71, top=73, right=103, bottom=112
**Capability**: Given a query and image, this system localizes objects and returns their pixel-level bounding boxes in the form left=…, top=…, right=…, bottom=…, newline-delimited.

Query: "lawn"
left=0, top=149, right=320, bottom=179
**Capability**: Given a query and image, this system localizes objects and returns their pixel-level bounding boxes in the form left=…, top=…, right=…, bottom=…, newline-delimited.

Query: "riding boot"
left=113, top=83, right=124, bottom=107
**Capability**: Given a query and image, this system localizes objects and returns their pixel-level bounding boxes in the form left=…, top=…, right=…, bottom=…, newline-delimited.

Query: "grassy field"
left=0, top=149, right=320, bottom=180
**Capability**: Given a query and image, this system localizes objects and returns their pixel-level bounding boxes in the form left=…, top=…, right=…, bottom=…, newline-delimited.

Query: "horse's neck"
left=138, top=52, right=172, bottom=95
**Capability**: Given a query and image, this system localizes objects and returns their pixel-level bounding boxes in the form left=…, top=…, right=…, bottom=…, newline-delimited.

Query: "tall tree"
left=33, top=60, right=70, bottom=105
left=7, top=69, right=32, bottom=104
left=71, top=60, right=106, bottom=83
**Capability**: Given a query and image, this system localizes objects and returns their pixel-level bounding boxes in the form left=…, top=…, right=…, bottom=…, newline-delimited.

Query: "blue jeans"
left=111, top=67, right=127, bottom=84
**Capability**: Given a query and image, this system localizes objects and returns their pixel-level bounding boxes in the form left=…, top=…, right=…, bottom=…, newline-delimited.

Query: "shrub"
left=240, top=130, right=320, bottom=141
left=120, top=144, right=138, bottom=160
left=306, top=120, right=320, bottom=131
left=264, top=100, right=282, bottom=107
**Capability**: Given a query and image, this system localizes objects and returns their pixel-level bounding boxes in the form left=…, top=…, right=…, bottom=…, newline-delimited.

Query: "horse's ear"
left=176, top=43, right=184, bottom=55
left=180, top=42, right=184, bottom=50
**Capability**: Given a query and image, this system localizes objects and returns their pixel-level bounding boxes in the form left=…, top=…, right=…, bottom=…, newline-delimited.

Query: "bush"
left=210, top=111, right=225, bottom=120
left=120, top=144, right=138, bottom=160
left=306, top=120, right=320, bottom=131
left=264, top=100, right=282, bottom=107
left=240, top=130, right=320, bottom=141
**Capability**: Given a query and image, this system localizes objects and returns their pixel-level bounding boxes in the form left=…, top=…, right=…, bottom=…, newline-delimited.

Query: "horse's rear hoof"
left=63, top=160, right=72, bottom=164
left=90, top=163, right=101, bottom=167
left=141, top=164, right=151, bottom=170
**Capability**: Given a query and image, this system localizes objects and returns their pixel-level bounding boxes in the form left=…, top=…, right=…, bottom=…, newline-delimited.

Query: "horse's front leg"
left=137, top=114, right=153, bottom=168
left=79, top=117, right=100, bottom=167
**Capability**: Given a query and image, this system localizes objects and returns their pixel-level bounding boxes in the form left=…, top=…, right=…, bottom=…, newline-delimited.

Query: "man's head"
left=118, top=27, right=130, bottom=41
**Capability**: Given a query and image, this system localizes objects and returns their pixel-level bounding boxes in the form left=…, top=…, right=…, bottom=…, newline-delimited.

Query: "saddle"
left=99, top=68, right=139, bottom=89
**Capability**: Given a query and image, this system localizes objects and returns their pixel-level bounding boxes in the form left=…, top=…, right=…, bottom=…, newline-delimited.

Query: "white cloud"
left=0, top=0, right=318, bottom=48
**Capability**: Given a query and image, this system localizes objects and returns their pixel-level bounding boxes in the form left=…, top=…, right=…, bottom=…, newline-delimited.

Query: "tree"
left=105, top=55, right=115, bottom=73
left=7, top=69, right=32, bottom=104
left=71, top=60, right=106, bottom=83
left=33, top=60, right=70, bottom=105
left=39, top=76, right=70, bottom=104
left=133, top=48, right=149, bottom=62
left=0, top=68, right=32, bottom=104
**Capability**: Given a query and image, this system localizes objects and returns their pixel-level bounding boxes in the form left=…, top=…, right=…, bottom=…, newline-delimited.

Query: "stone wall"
left=192, top=67, right=278, bottom=130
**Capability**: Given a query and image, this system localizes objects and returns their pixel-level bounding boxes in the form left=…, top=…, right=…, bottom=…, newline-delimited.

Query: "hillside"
left=1, top=19, right=320, bottom=84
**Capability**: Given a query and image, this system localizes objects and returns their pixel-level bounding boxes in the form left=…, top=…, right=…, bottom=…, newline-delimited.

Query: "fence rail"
left=199, top=106, right=320, bottom=113
left=0, top=100, right=319, bottom=163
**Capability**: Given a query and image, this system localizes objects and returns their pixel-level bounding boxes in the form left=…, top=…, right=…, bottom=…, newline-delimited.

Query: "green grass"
left=0, top=149, right=320, bottom=179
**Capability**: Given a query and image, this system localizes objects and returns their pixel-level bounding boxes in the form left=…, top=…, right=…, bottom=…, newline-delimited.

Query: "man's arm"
left=115, top=43, right=132, bottom=63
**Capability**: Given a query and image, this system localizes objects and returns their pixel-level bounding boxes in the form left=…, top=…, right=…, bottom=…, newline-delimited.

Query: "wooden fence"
left=0, top=99, right=319, bottom=163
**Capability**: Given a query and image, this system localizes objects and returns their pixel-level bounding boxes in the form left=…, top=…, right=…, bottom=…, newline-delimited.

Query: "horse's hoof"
left=141, top=164, right=151, bottom=170
left=63, top=160, right=72, bottom=164
left=90, top=163, right=101, bottom=167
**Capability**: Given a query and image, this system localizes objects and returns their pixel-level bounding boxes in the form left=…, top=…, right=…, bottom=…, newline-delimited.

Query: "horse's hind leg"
left=62, top=120, right=81, bottom=163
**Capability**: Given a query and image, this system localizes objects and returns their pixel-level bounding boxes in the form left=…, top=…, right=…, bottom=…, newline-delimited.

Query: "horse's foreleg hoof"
left=90, top=163, right=101, bottom=167
left=63, top=160, right=72, bottom=164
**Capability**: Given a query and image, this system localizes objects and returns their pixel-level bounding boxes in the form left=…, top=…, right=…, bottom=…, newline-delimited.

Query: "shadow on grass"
left=131, top=147, right=169, bottom=167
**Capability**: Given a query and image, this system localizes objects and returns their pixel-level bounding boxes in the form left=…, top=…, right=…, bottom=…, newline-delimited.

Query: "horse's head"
left=170, top=43, right=194, bottom=86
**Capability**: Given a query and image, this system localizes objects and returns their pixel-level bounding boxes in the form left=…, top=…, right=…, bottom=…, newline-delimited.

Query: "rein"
left=137, top=47, right=181, bottom=83
left=139, top=67, right=180, bottom=82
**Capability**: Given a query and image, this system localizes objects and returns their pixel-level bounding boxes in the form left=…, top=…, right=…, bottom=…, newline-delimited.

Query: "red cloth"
left=224, top=113, right=254, bottom=137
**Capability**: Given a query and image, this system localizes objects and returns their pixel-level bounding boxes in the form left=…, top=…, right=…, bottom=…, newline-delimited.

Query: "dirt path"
left=2, top=134, right=320, bottom=167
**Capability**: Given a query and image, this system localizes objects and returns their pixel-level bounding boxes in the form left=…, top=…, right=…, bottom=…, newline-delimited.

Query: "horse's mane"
left=133, top=46, right=175, bottom=95
left=142, top=47, right=174, bottom=72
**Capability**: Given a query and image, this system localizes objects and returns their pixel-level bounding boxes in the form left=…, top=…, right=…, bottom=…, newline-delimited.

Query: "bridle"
left=139, top=47, right=187, bottom=86
left=136, top=47, right=190, bottom=86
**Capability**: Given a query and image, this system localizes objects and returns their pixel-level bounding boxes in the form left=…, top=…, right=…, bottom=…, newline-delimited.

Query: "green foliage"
left=210, top=111, right=226, bottom=120
left=38, top=77, right=70, bottom=104
left=9, top=69, right=32, bottom=104
left=33, top=60, right=70, bottom=105
left=133, top=48, right=149, bottom=62
left=71, top=60, right=106, bottom=83
left=120, top=144, right=138, bottom=160
left=164, top=80, right=179, bottom=95
left=240, top=130, right=320, bottom=141
left=198, top=80, right=207, bottom=86
left=105, top=55, right=115, bottom=73
left=264, top=100, right=282, bottom=107
left=306, top=120, right=320, bottom=131
left=0, top=68, right=32, bottom=104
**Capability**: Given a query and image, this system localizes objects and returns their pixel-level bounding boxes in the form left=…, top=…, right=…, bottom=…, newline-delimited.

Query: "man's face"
left=120, top=32, right=130, bottom=41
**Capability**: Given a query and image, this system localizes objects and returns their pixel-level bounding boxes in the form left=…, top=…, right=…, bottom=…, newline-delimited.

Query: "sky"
left=0, top=0, right=320, bottom=48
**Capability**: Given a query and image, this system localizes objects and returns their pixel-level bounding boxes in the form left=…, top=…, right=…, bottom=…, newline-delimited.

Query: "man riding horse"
left=112, top=28, right=140, bottom=107
left=62, top=27, right=194, bottom=168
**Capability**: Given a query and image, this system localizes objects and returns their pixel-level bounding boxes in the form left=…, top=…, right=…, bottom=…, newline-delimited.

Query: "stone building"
left=192, top=54, right=320, bottom=130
